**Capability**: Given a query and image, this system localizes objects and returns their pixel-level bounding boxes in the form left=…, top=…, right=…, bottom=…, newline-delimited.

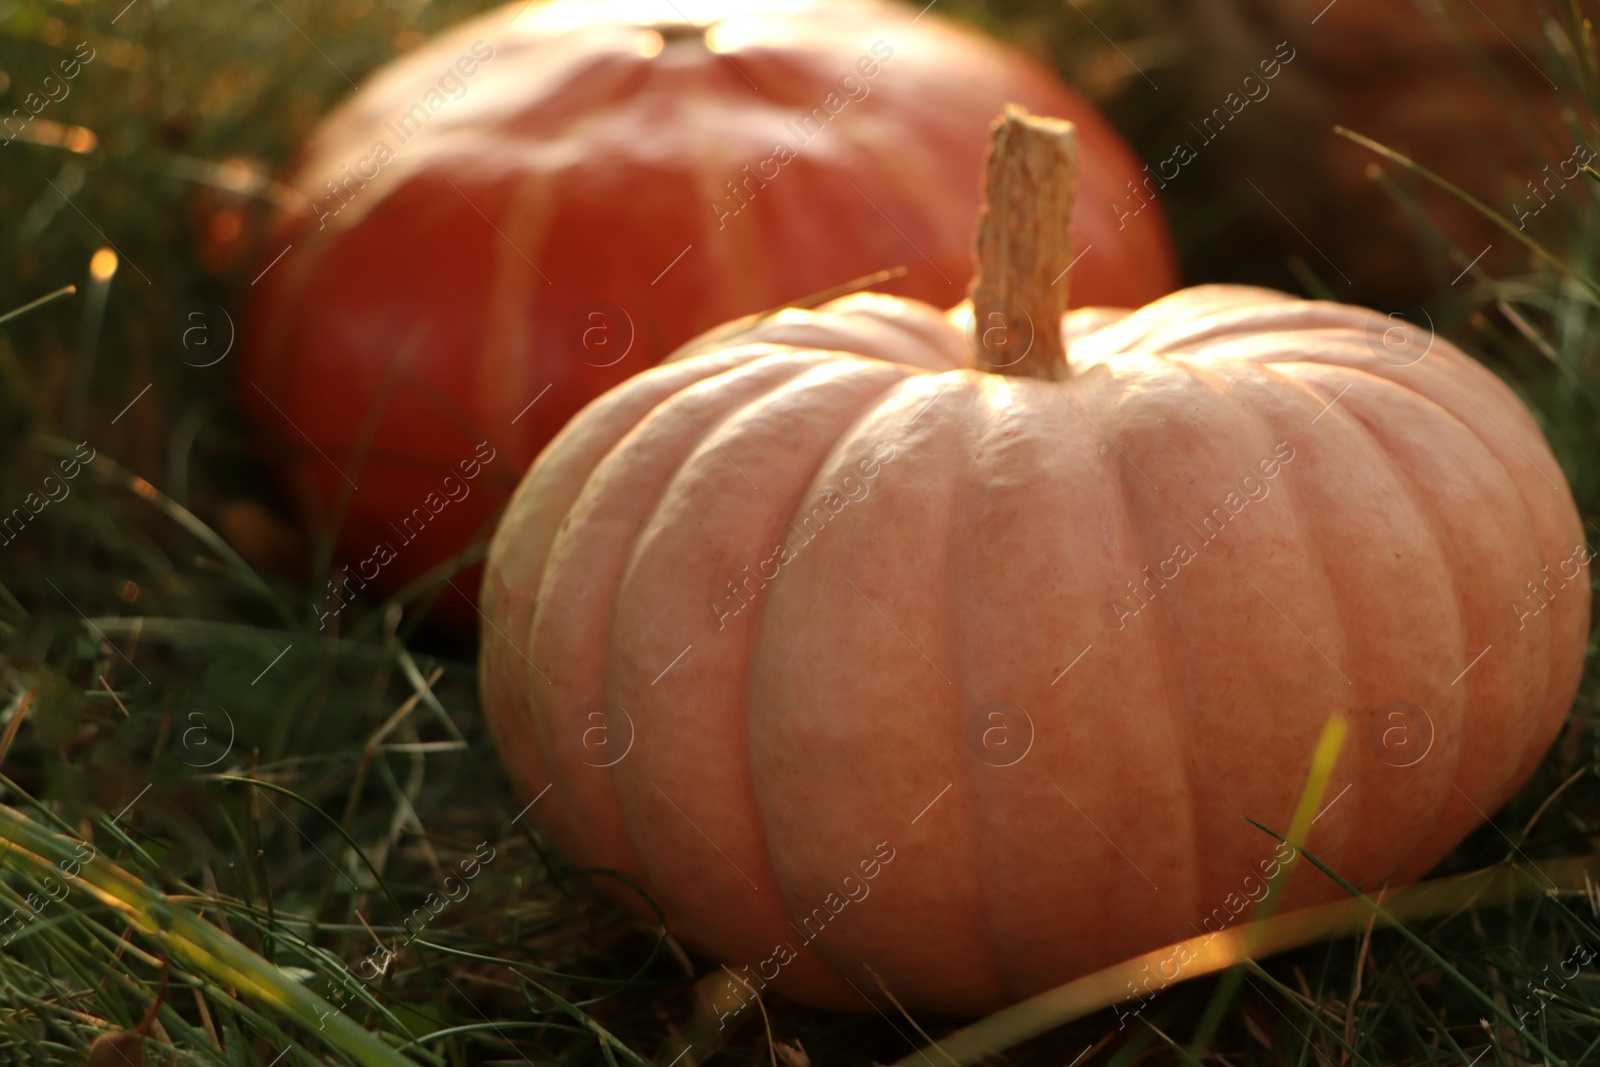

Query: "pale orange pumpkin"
left=480, top=111, right=1589, bottom=1013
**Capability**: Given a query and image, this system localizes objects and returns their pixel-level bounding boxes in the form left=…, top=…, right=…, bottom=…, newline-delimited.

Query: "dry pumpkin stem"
left=967, top=106, right=1079, bottom=379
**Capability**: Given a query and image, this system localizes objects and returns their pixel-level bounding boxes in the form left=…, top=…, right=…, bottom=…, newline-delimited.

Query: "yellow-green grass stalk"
left=892, top=854, right=1598, bottom=1067
left=0, top=800, right=420, bottom=1066
left=896, top=715, right=1588, bottom=1066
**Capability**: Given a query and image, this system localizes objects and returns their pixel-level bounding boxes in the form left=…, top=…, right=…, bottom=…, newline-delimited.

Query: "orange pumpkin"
left=243, top=0, right=1176, bottom=611
left=480, top=111, right=1588, bottom=1012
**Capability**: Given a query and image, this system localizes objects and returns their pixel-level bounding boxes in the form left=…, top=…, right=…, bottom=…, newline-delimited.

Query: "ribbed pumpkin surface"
left=482, top=285, right=1587, bottom=1012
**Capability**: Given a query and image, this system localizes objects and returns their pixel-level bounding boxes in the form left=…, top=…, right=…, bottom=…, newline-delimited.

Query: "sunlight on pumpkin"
left=984, top=377, right=1017, bottom=409
left=516, top=0, right=812, bottom=34
left=634, top=28, right=665, bottom=56
left=705, top=18, right=775, bottom=53
left=510, top=0, right=590, bottom=32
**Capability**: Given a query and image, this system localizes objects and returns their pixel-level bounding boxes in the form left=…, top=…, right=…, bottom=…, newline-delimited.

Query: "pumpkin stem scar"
left=966, top=105, right=1079, bottom=380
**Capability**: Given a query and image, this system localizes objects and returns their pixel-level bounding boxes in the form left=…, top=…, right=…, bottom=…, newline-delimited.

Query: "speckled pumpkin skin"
left=481, top=285, right=1588, bottom=1012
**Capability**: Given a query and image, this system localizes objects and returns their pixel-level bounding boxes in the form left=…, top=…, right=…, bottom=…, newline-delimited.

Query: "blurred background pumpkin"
left=1136, top=0, right=1565, bottom=298
left=242, top=0, right=1178, bottom=620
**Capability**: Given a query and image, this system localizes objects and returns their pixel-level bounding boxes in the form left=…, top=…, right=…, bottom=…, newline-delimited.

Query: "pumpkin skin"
left=480, top=283, right=1588, bottom=1012
left=242, top=0, right=1176, bottom=607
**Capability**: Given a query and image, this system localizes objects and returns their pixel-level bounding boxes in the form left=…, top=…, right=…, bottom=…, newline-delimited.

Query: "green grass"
left=1, top=0, right=1599, bottom=1064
